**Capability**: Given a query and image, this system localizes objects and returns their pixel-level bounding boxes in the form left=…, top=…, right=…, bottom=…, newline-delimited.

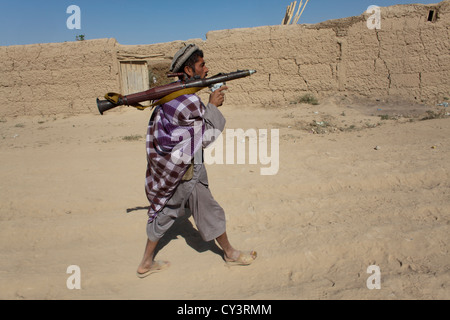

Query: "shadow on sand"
left=126, top=205, right=223, bottom=260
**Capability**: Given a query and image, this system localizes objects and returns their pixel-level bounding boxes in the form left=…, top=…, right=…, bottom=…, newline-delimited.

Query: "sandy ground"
left=0, top=98, right=449, bottom=300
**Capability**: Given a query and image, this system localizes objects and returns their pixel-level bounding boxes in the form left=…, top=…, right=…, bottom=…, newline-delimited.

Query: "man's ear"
left=184, top=65, right=194, bottom=78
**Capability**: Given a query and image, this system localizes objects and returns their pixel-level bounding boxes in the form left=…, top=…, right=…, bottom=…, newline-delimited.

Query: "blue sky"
left=0, top=0, right=441, bottom=46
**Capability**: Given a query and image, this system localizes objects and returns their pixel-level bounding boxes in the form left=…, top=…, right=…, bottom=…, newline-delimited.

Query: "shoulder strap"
left=133, top=87, right=204, bottom=111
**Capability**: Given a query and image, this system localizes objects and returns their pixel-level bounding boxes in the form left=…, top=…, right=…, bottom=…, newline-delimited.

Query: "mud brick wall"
left=0, top=1, right=448, bottom=116
left=0, top=39, right=119, bottom=116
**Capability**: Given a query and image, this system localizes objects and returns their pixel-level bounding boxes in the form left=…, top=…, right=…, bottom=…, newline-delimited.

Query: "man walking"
left=137, top=44, right=256, bottom=278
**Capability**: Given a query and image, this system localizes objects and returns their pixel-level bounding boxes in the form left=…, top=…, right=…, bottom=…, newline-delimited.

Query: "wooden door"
left=120, top=61, right=150, bottom=105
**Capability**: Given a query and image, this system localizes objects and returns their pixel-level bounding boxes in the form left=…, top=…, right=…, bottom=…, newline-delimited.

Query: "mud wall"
left=0, top=38, right=119, bottom=116
left=0, top=1, right=448, bottom=116
left=202, top=0, right=449, bottom=106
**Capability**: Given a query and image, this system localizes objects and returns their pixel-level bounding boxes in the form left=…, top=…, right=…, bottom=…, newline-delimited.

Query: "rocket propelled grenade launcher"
left=97, top=69, right=256, bottom=115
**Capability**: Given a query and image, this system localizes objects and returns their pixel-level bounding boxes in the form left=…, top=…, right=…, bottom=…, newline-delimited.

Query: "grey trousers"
left=147, top=164, right=226, bottom=242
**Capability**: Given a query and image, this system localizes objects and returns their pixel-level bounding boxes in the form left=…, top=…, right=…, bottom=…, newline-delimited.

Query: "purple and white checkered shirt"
left=145, top=94, right=206, bottom=223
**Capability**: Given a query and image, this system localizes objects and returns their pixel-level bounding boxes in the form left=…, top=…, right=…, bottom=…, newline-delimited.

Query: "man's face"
left=187, top=57, right=209, bottom=79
